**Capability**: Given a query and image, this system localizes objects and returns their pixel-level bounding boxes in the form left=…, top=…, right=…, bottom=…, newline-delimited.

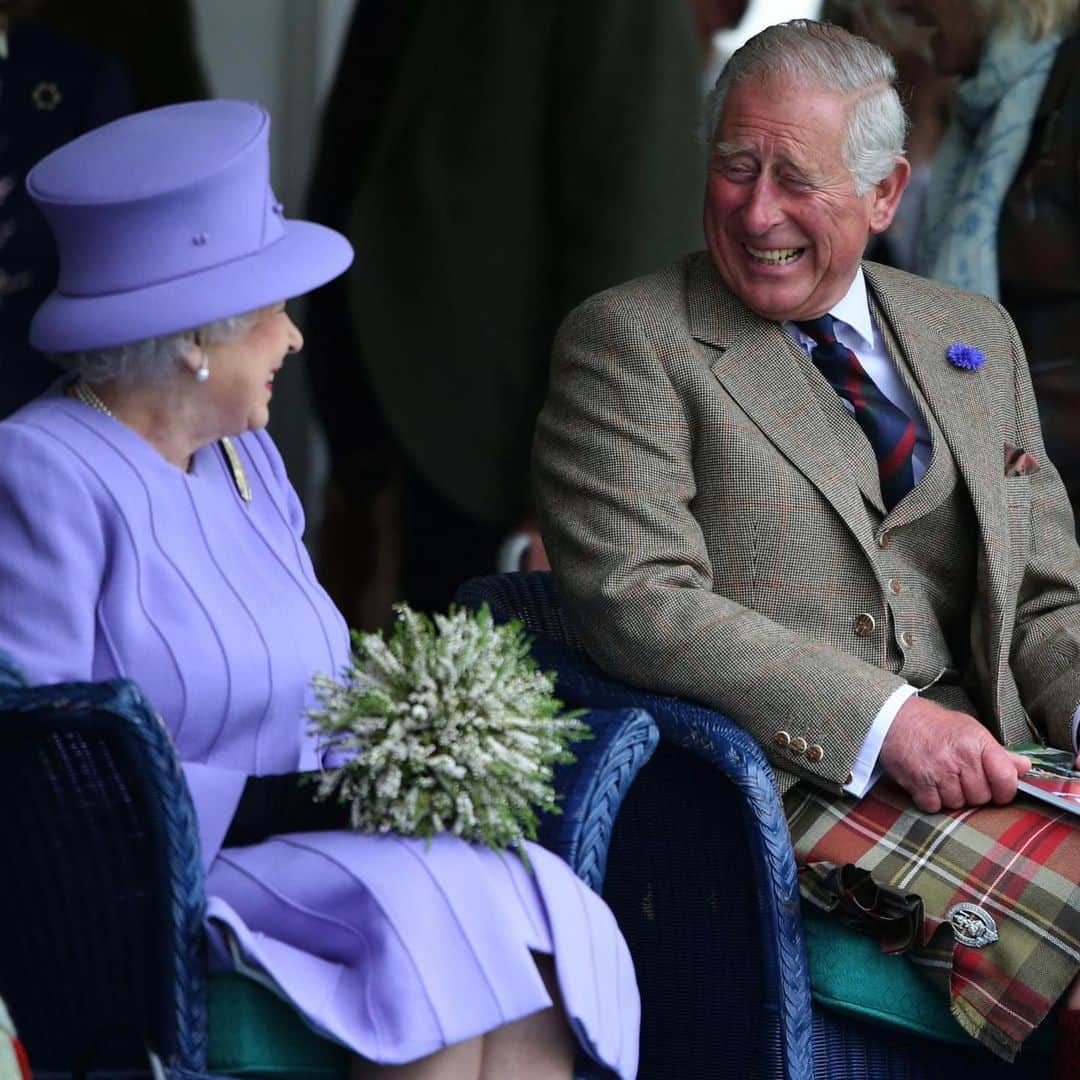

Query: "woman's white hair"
left=56, top=312, right=258, bottom=385
left=969, top=0, right=1080, bottom=39
left=704, top=19, right=908, bottom=197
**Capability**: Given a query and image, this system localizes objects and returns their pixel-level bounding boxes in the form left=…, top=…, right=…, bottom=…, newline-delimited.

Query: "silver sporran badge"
left=946, top=902, right=999, bottom=948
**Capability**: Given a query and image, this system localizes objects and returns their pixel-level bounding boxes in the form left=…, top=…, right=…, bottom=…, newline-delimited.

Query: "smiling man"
left=534, top=18, right=1080, bottom=1072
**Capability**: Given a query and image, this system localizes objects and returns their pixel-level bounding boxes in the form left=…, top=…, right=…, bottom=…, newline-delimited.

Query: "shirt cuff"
left=1072, top=700, right=1080, bottom=753
left=842, top=683, right=917, bottom=798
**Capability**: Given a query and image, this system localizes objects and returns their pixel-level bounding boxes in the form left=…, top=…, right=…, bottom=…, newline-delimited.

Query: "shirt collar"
left=787, top=268, right=874, bottom=351
left=831, top=268, right=874, bottom=348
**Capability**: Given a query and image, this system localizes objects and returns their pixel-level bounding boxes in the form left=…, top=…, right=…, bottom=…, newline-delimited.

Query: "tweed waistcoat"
left=794, top=306, right=979, bottom=704
left=872, top=313, right=980, bottom=704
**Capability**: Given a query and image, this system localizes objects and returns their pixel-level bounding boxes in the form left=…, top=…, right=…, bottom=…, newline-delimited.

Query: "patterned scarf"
left=918, top=26, right=1061, bottom=299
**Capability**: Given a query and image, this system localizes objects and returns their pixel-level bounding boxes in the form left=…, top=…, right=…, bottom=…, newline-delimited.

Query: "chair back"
left=456, top=573, right=801, bottom=1079
left=456, top=569, right=585, bottom=649
left=0, top=674, right=207, bottom=1075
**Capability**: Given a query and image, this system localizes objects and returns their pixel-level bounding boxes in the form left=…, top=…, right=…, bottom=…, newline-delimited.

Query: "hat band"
left=46, top=177, right=287, bottom=298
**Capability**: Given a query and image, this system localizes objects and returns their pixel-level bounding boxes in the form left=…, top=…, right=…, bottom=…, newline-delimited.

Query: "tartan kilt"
left=784, top=778, right=1080, bottom=1061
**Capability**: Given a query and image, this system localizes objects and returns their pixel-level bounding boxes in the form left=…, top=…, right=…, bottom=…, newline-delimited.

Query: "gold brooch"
left=219, top=436, right=252, bottom=503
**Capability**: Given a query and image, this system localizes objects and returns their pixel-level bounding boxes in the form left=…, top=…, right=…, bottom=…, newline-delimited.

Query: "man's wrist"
left=843, top=683, right=917, bottom=797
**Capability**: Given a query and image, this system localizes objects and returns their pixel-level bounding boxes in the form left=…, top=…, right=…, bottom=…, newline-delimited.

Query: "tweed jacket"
left=533, top=253, right=1080, bottom=794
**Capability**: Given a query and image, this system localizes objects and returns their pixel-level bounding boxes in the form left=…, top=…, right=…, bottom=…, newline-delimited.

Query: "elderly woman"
left=0, top=100, right=639, bottom=1080
left=888, top=0, right=1080, bottom=525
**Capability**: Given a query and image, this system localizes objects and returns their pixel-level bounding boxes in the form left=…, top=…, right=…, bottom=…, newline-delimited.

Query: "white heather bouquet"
left=307, top=603, right=590, bottom=858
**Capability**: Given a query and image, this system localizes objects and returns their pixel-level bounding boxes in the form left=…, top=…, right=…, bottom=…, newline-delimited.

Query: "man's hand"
left=879, top=697, right=1031, bottom=813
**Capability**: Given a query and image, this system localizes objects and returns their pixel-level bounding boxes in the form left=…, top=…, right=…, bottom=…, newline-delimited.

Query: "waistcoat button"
left=889, top=578, right=902, bottom=595
left=853, top=613, right=875, bottom=637
left=901, top=630, right=914, bottom=647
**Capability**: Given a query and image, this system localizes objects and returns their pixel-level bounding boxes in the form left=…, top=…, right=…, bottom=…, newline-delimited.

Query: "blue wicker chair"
left=454, top=571, right=1055, bottom=1080
left=0, top=651, right=658, bottom=1079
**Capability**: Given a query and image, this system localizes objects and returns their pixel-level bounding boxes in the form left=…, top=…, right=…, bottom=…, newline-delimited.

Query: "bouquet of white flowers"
left=307, top=603, right=590, bottom=858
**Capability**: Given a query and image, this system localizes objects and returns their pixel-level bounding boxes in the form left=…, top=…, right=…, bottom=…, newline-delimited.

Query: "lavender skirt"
left=205, top=832, right=639, bottom=1076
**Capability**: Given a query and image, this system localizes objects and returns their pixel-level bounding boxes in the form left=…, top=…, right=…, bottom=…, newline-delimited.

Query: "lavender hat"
left=26, top=99, right=354, bottom=352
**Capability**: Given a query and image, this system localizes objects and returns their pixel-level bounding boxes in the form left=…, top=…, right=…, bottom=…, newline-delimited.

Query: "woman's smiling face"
left=201, top=303, right=302, bottom=435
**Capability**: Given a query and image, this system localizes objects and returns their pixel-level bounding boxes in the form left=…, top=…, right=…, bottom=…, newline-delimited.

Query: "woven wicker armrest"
left=539, top=707, right=659, bottom=894
left=0, top=673, right=208, bottom=1076
left=455, top=574, right=815, bottom=1079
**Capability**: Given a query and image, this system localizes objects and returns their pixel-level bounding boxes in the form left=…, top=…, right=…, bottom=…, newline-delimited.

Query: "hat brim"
left=29, top=219, right=354, bottom=353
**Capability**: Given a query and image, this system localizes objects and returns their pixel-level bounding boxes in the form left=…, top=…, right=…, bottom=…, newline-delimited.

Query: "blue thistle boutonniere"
left=947, top=342, right=986, bottom=371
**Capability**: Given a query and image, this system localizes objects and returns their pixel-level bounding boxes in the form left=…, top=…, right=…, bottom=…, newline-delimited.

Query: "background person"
left=888, top=0, right=1080, bottom=525
left=0, top=99, right=639, bottom=1080
left=304, top=0, right=735, bottom=629
left=0, top=0, right=209, bottom=420
left=0, top=0, right=134, bottom=418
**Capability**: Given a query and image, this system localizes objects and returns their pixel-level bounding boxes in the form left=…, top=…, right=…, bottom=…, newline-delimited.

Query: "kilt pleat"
left=784, top=779, right=1080, bottom=1061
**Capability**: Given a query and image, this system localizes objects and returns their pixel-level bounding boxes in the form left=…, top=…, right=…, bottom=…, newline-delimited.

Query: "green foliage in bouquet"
left=308, top=603, right=591, bottom=858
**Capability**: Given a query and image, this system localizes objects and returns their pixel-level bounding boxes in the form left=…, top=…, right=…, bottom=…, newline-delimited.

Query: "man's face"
left=703, top=76, right=907, bottom=323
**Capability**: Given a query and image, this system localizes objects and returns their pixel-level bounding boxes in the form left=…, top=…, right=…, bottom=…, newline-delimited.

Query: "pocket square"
left=1004, top=443, right=1040, bottom=477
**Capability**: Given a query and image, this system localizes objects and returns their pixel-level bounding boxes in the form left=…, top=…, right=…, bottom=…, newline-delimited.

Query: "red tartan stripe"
left=953, top=947, right=1052, bottom=1042
left=800, top=790, right=909, bottom=865
left=956, top=811, right=1076, bottom=910
left=1000, top=805, right=1076, bottom=870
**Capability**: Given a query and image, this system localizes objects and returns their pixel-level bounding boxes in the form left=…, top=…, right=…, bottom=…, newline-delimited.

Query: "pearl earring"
left=195, top=352, right=210, bottom=382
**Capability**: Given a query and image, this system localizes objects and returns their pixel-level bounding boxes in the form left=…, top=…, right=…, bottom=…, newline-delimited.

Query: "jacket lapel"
left=687, top=255, right=882, bottom=558
left=873, top=301, right=955, bottom=528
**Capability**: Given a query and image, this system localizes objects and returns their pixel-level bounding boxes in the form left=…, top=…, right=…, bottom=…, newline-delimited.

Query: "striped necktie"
left=795, top=314, right=916, bottom=510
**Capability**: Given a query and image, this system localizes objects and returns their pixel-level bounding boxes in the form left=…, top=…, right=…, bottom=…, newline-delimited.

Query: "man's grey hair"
left=56, top=312, right=258, bottom=385
left=704, top=19, right=907, bottom=197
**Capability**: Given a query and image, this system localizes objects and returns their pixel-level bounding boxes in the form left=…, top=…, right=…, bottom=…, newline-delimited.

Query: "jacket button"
left=773, top=730, right=792, bottom=749
left=791, top=736, right=808, bottom=754
left=888, top=578, right=902, bottom=595
left=901, top=630, right=914, bottom=647
left=853, top=613, right=875, bottom=637
left=806, top=744, right=824, bottom=763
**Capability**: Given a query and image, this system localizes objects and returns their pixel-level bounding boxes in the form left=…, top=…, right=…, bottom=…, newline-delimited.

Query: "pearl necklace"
left=66, top=376, right=253, bottom=504
left=71, top=379, right=116, bottom=418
